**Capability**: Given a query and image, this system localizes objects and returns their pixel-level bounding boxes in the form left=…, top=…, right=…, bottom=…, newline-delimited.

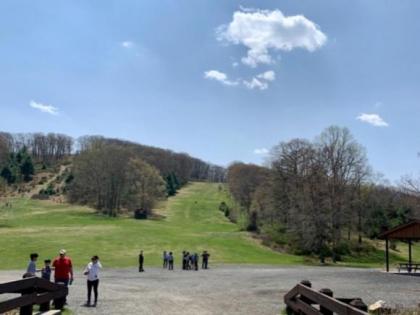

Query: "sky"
left=0, top=0, right=419, bottom=183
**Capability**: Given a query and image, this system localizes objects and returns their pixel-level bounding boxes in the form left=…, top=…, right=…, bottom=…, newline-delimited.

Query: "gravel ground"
left=1, top=266, right=419, bottom=315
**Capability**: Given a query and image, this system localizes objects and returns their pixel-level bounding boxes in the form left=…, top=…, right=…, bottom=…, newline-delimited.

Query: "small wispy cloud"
left=356, top=113, right=388, bottom=127
left=121, top=41, right=134, bottom=48
left=243, top=70, right=276, bottom=90
left=29, top=101, right=59, bottom=116
left=204, top=70, right=238, bottom=86
left=254, top=148, right=269, bottom=155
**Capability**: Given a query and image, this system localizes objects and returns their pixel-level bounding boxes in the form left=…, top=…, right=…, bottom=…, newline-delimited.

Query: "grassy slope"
left=0, top=182, right=418, bottom=270
left=0, top=182, right=303, bottom=269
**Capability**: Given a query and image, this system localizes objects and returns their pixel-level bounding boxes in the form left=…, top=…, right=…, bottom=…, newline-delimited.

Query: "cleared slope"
left=0, top=182, right=303, bottom=269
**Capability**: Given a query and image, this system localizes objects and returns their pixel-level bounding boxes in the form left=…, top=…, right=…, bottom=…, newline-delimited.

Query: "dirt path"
left=1, top=266, right=419, bottom=314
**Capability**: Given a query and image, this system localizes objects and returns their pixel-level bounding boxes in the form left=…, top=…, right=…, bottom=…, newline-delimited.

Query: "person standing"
left=194, top=253, right=199, bottom=271
left=182, top=251, right=186, bottom=270
left=84, top=255, right=102, bottom=307
left=26, top=253, right=39, bottom=276
left=53, top=249, right=73, bottom=304
left=201, top=251, right=210, bottom=269
left=163, top=251, right=168, bottom=269
left=138, top=250, right=144, bottom=272
left=41, top=259, right=52, bottom=281
left=168, top=252, right=174, bottom=270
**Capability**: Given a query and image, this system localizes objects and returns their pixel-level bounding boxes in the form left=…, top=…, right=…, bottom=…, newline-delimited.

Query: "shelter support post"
left=385, top=237, right=389, bottom=272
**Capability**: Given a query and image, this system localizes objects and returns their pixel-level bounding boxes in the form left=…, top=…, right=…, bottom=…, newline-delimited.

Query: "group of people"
left=24, top=249, right=211, bottom=309
left=160, top=250, right=210, bottom=271
left=25, top=249, right=101, bottom=308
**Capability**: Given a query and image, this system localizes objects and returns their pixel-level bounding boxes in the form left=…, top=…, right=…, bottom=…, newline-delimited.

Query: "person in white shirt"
left=83, top=255, right=102, bottom=307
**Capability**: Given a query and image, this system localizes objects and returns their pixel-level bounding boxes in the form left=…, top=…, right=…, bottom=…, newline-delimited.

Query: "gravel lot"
left=1, top=266, right=419, bottom=315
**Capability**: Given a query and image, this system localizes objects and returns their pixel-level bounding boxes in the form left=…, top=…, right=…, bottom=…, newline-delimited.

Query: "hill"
left=0, top=182, right=419, bottom=270
left=0, top=182, right=304, bottom=269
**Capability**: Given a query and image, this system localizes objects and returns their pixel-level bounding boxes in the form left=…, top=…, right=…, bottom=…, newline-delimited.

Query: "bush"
left=39, top=184, right=55, bottom=196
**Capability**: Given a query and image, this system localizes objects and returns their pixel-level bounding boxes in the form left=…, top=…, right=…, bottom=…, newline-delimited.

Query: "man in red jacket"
left=53, top=249, right=74, bottom=303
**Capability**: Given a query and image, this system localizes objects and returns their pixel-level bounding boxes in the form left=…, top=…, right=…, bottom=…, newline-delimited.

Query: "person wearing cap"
left=53, top=249, right=74, bottom=289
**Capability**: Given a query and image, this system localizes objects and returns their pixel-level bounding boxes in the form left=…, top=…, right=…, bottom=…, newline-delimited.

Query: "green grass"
left=0, top=182, right=303, bottom=269
left=1, top=181, right=418, bottom=270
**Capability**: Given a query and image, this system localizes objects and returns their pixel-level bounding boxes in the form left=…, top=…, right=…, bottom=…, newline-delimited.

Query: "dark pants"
left=163, top=259, right=168, bottom=268
left=87, top=280, right=99, bottom=304
left=168, top=260, right=174, bottom=270
left=54, top=278, right=69, bottom=304
left=139, top=263, right=144, bottom=272
left=202, top=259, right=208, bottom=269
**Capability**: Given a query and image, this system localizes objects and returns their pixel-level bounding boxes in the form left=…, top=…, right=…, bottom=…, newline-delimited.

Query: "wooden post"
left=19, top=302, right=33, bottom=315
left=319, top=288, right=333, bottom=315
left=408, top=239, right=412, bottom=272
left=385, top=237, right=389, bottom=272
left=350, top=298, right=368, bottom=312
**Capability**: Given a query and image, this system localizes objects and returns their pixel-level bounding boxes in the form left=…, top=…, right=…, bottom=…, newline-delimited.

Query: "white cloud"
left=244, top=70, right=276, bottom=90
left=257, top=70, right=276, bottom=81
left=254, top=148, right=269, bottom=155
left=217, top=8, right=327, bottom=67
left=356, top=113, right=389, bottom=127
left=204, top=70, right=238, bottom=86
left=243, top=77, right=268, bottom=90
left=29, top=101, right=59, bottom=115
left=121, top=41, right=134, bottom=48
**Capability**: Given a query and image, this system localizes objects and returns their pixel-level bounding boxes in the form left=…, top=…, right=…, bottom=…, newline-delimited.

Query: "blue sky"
left=0, top=0, right=419, bottom=183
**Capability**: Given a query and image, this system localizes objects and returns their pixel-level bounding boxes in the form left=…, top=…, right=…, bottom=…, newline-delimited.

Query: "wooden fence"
left=0, top=277, right=68, bottom=315
left=284, top=280, right=368, bottom=315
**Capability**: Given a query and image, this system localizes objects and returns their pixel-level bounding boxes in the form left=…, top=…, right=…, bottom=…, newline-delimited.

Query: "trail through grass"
left=0, top=182, right=418, bottom=270
left=0, top=182, right=303, bottom=269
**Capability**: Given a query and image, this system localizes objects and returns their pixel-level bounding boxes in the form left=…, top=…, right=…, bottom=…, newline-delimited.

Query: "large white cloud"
left=357, top=113, right=389, bottom=127
left=217, top=8, right=327, bottom=67
left=204, top=70, right=238, bottom=86
left=29, top=101, right=59, bottom=115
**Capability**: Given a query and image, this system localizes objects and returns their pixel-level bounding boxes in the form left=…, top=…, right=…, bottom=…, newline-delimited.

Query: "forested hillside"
left=0, top=132, right=226, bottom=216
left=225, top=126, right=420, bottom=262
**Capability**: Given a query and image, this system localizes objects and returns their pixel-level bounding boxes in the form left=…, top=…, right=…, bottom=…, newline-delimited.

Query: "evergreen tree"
left=0, top=166, right=15, bottom=184
left=20, top=154, right=34, bottom=182
left=166, top=174, right=177, bottom=196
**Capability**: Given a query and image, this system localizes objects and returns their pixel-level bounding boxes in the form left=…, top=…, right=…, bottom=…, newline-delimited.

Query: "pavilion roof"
left=379, top=219, right=420, bottom=240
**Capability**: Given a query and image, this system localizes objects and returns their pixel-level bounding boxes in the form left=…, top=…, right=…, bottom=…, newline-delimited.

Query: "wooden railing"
left=284, top=280, right=368, bottom=315
left=0, top=277, right=68, bottom=315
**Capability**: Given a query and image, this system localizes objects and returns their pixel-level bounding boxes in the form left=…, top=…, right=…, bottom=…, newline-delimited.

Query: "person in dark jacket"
left=138, top=251, right=144, bottom=272
left=194, top=253, right=199, bottom=271
left=201, top=251, right=210, bottom=269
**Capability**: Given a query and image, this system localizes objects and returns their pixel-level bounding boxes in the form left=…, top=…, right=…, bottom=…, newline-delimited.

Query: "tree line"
left=0, top=132, right=226, bottom=216
left=226, top=126, right=420, bottom=261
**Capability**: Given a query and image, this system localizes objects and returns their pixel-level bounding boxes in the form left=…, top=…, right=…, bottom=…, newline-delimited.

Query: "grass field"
left=0, top=182, right=418, bottom=270
left=0, top=182, right=304, bottom=269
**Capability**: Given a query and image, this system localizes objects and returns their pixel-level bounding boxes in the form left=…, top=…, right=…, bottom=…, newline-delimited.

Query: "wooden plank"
left=297, top=284, right=367, bottom=315
left=0, top=293, right=37, bottom=313
left=284, top=284, right=299, bottom=303
left=35, top=278, right=65, bottom=292
left=295, top=297, right=322, bottom=315
left=0, top=277, right=37, bottom=294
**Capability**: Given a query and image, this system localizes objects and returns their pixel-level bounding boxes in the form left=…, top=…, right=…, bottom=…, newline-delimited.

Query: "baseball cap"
left=59, top=249, right=66, bottom=255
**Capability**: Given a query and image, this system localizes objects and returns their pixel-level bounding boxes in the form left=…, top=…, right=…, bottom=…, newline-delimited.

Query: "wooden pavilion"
left=379, top=219, right=420, bottom=272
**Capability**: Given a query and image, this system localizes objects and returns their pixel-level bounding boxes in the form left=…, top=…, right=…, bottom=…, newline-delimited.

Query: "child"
left=26, top=253, right=39, bottom=276
left=41, top=259, right=52, bottom=281
left=84, top=255, right=102, bottom=307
